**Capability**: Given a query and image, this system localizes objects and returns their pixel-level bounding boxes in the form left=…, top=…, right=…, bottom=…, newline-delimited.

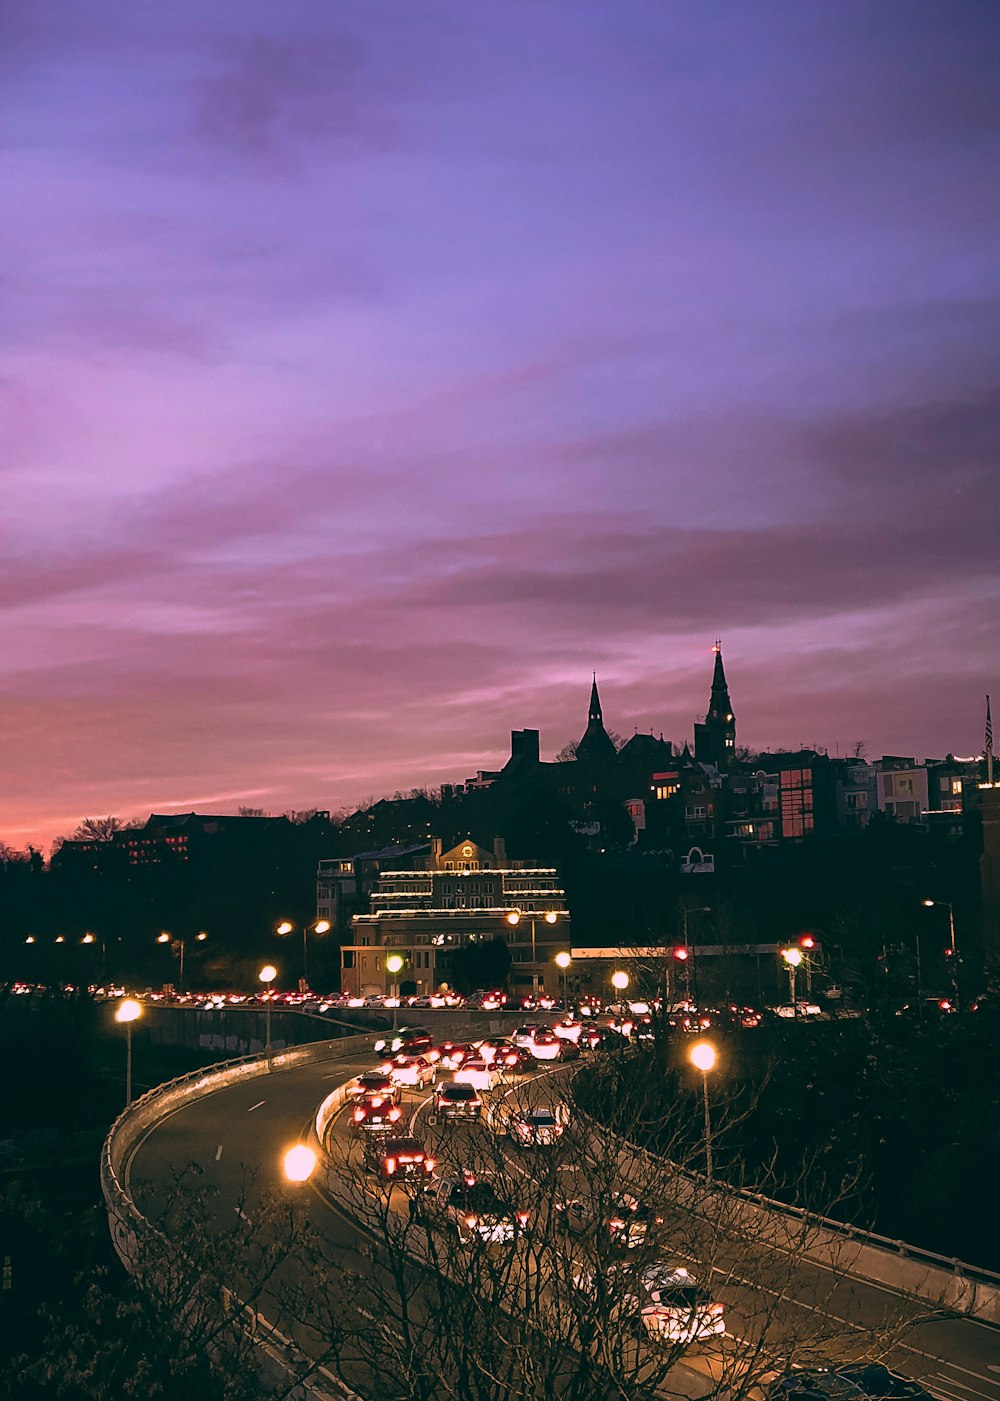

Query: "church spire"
left=589, top=673, right=602, bottom=725
left=577, top=673, right=617, bottom=766
left=693, top=641, right=737, bottom=769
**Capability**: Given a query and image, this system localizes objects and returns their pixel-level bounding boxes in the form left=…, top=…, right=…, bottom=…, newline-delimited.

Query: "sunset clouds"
left=2, top=1, right=998, bottom=848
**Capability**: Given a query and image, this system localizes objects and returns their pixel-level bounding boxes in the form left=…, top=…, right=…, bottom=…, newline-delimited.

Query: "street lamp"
left=611, top=970, right=629, bottom=1012
left=781, top=947, right=803, bottom=1015
left=282, top=1144, right=317, bottom=1184
left=554, top=950, right=572, bottom=1006
left=259, top=965, right=277, bottom=1060
left=115, top=998, right=143, bottom=1106
left=277, top=918, right=331, bottom=988
left=688, top=1039, right=717, bottom=1181
left=922, top=899, right=958, bottom=1001
left=156, top=931, right=207, bottom=992
left=386, top=953, right=404, bottom=1030
left=506, top=909, right=560, bottom=996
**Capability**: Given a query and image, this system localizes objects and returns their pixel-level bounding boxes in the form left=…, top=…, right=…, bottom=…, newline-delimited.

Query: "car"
left=555, top=1192, right=661, bottom=1249
left=434, top=1041, right=475, bottom=1070
left=529, top=1029, right=563, bottom=1061
left=372, top=1135, right=437, bottom=1183
left=347, top=1071, right=401, bottom=1103
left=574, top=1262, right=724, bottom=1343
left=494, top=1045, right=534, bottom=1076
left=488, top=1104, right=566, bottom=1147
left=388, top=1055, right=437, bottom=1089
left=422, top=1171, right=528, bottom=1245
left=553, top=1019, right=583, bottom=1043
left=511, top=1025, right=545, bottom=1050
left=373, top=1026, right=433, bottom=1056
left=351, top=1094, right=404, bottom=1134
left=577, top=1024, right=608, bottom=1050
left=433, top=1081, right=483, bottom=1119
left=475, top=1037, right=514, bottom=1064
left=769, top=1365, right=935, bottom=1401
left=453, top=1058, right=501, bottom=1091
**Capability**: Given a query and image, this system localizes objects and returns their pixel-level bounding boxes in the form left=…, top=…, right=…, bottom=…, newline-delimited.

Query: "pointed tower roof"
left=709, top=640, right=733, bottom=717
left=577, top=674, right=618, bottom=765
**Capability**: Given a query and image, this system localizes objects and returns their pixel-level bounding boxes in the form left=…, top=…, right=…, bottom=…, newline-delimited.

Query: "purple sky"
left=3, top=1, right=999, bottom=851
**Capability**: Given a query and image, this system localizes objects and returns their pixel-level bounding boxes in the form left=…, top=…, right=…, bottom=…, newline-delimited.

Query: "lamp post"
left=507, top=909, right=560, bottom=997
left=781, top=947, right=803, bottom=1016
left=386, top=954, right=404, bottom=1030
left=555, top=950, right=572, bottom=1007
left=688, top=1039, right=717, bottom=1181
left=681, top=906, right=710, bottom=1004
left=611, top=970, right=629, bottom=1015
left=259, top=965, right=277, bottom=1060
left=157, top=931, right=207, bottom=992
left=922, top=899, right=958, bottom=1002
left=115, top=998, right=143, bottom=1106
left=276, top=919, right=331, bottom=989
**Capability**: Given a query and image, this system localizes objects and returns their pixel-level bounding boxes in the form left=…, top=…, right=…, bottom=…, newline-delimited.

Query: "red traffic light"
left=672, top=946, right=689, bottom=961
left=798, top=935, right=816, bottom=950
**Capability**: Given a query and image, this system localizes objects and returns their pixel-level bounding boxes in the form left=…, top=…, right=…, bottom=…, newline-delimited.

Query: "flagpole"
left=987, top=693, right=993, bottom=786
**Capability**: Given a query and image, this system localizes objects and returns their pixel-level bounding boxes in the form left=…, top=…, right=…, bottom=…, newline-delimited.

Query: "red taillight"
left=384, top=1157, right=396, bottom=1174
left=425, top=1157, right=436, bottom=1172
left=516, top=1211, right=529, bottom=1226
left=353, top=1108, right=364, bottom=1121
left=709, top=1303, right=724, bottom=1316
left=389, top=1107, right=401, bottom=1121
left=465, top=1215, right=478, bottom=1228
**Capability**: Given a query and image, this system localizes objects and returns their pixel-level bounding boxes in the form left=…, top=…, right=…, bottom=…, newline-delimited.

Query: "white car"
left=453, top=1058, right=501, bottom=1091
left=511, top=1025, right=545, bottom=1050
left=388, top=1055, right=437, bottom=1089
left=488, top=1103, right=566, bottom=1147
left=573, top=1263, right=725, bottom=1343
left=552, top=1020, right=583, bottom=1043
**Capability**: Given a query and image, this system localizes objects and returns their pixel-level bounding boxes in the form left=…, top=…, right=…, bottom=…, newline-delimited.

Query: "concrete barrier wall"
left=572, top=1095, right=1000, bottom=1324
left=100, top=1034, right=373, bottom=1401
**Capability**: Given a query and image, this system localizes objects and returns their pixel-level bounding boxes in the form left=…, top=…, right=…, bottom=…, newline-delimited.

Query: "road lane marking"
left=926, top=1374, right=1000, bottom=1401
left=247, top=1100, right=265, bottom=1112
left=215, top=1144, right=224, bottom=1161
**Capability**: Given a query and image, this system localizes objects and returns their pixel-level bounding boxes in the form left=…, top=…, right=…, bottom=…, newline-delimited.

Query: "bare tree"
left=315, top=1058, right=920, bottom=1401
left=71, top=816, right=136, bottom=843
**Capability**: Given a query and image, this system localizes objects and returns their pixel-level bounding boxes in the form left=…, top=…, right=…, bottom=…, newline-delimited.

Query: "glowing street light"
left=259, top=965, right=277, bottom=1060
left=781, top=946, right=803, bottom=1015
left=282, top=1143, right=317, bottom=1183
left=115, top=998, right=143, bottom=1105
left=611, top=970, right=630, bottom=1004
left=386, top=953, right=404, bottom=1030
left=554, top=950, right=572, bottom=1006
left=688, top=1039, right=717, bottom=1181
left=276, top=918, right=332, bottom=987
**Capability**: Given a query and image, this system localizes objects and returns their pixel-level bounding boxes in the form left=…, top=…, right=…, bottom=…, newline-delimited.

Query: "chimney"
left=510, top=728, right=540, bottom=765
left=493, top=835, right=507, bottom=865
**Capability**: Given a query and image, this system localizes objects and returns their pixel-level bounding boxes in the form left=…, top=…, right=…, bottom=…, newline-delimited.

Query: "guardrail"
left=101, top=1034, right=373, bottom=1401
left=570, top=1069, right=1000, bottom=1323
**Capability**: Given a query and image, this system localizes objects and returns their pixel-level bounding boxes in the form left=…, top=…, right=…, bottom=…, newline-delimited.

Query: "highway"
left=123, top=1043, right=1000, bottom=1401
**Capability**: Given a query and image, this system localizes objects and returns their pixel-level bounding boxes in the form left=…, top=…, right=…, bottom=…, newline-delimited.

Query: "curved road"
left=124, top=1048, right=1000, bottom=1401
